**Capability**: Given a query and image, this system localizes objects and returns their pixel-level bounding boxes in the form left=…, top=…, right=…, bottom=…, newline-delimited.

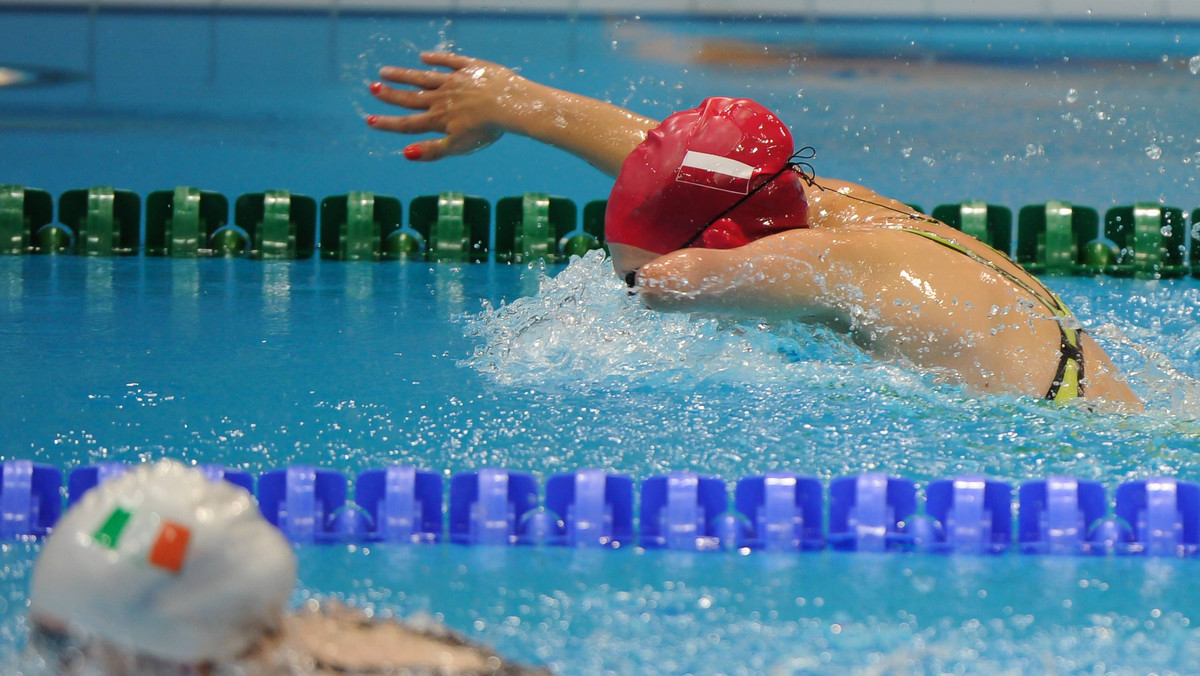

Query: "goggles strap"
left=677, top=147, right=818, bottom=251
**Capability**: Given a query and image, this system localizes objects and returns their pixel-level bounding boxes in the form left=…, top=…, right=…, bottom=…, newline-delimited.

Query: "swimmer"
left=24, top=460, right=548, bottom=675
left=366, top=52, right=1141, bottom=408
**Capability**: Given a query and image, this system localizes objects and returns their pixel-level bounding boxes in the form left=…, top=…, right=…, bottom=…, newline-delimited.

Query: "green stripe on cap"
left=93, top=506, right=132, bottom=549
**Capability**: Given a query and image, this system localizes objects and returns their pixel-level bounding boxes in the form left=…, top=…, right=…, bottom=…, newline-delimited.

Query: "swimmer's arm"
left=635, top=231, right=853, bottom=326
left=369, top=52, right=658, bottom=176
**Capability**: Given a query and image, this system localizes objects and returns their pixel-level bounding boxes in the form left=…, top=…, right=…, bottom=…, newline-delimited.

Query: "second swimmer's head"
left=28, top=460, right=296, bottom=667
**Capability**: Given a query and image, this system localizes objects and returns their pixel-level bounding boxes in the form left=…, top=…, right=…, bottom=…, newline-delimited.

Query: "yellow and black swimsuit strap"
left=1047, top=324, right=1085, bottom=402
left=802, top=176, right=1084, bottom=400
left=887, top=224, right=1071, bottom=318
left=890, top=224, right=1085, bottom=401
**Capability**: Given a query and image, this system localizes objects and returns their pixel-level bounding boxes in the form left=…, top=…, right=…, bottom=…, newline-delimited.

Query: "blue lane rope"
left=3, top=460, right=1199, bottom=557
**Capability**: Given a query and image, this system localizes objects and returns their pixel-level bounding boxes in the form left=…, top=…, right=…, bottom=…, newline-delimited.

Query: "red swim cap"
left=605, top=97, right=809, bottom=255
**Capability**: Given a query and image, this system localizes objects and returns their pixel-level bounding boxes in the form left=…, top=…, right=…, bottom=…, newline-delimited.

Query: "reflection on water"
left=262, top=260, right=292, bottom=337
left=84, top=258, right=112, bottom=316
left=0, top=258, right=22, bottom=316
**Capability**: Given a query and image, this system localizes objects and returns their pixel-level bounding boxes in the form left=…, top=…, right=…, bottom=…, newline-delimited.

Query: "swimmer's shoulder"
left=284, top=603, right=551, bottom=675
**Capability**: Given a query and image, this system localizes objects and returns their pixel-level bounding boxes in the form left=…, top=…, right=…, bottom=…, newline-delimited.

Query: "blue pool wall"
left=0, top=0, right=1198, bottom=22
left=4, top=5, right=1199, bottom=220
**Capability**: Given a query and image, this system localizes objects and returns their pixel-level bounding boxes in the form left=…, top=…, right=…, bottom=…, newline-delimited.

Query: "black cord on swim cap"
left=790, top=146, right=818, bottom=187
left=677, top=147, right=818, bottom=251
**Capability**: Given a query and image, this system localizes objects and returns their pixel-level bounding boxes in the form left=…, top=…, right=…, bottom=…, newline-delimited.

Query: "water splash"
left=456, top=252, right=1200, bottom=485
left=460, top=250, right=876, bottom=396
left=1097, top=322, right=1200, bottom=420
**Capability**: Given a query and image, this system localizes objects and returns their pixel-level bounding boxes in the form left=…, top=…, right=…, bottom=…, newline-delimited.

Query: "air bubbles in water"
left=1190, top=55, right=1200, bottom=75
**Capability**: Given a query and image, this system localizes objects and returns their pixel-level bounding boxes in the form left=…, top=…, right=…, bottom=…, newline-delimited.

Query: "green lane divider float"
left=495, top=193, right=574, bottom=264
left=1192, top=209, right=1200, bottom=279
left=409, top=191, right=490, bottom=263
left=494, top=193, right=606, bottom=264
left=319, top=192, right=403, bottom=262
left=1015, top=201, right=1099, bottom=275
left=235, top=190, right=316, bottom=260
left=1103, top=203, right=1187, bottom=279
left=4, top=185, right=1200, bottom=277
left=58, top=187, right=140, bottom=256
left=933, top=201, right=1012, bottom=255
left=0, top=185, right=52, bottom=255
left=145, top=187, right=232, bottom=257
left=576, top=199, right=609, bottom=256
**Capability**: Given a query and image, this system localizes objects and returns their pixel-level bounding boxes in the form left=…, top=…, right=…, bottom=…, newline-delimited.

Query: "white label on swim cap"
left=677, top=150, right=755, bottom=195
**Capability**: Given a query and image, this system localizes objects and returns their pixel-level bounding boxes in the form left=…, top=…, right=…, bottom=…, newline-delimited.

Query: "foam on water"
left=459, top=251, right=1200, bottom=485
left=462, top=250, right=883, bottom=395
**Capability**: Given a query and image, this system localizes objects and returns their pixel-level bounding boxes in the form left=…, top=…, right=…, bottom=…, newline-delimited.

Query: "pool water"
left=3, top=9, right=1200, bottom=674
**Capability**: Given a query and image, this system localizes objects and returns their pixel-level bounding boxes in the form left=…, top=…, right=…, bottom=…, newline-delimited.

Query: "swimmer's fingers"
left=375, top=53, right=494, bottom=91
left=377, top=65, right=449, bottom=91
left=370, top=81, right=434, bottom=112
left=367, top=112, right=502, bottom=161
left=367, top=111, right=441, bottom=135
left=407, top=127, right=504, bottom=162
left=418, top=51, right=486, bottom=72
left=369, top=53, right=519, bottom=161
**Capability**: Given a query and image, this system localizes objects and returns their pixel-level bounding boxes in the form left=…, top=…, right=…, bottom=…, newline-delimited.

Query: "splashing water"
left=462, top=250, right=897, bottom=395
left=459, top=251, right=1200, bottom=485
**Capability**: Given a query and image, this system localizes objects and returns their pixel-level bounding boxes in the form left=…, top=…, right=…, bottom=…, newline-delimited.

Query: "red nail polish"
left=404, top=145, right=423, bottom=160
left=366, top=115, right=379, bottom=126
left=369, top=81, right=383, bottom=94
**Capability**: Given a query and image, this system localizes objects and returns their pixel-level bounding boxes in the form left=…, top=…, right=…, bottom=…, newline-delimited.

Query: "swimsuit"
left=894, top=225, right=1084, bottom=402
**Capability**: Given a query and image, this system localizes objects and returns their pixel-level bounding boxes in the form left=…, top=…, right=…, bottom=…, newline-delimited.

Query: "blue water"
left=3, top=9, right=1200, bottom=674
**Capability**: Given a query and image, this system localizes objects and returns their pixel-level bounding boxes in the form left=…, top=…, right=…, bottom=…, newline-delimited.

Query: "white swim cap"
left=29, top=459, right=297, bottom=663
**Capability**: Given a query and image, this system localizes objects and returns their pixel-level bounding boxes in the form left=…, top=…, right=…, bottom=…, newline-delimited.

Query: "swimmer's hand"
left=368, top=52, right=659, bottom=175
left=368, top=52, right=520, bottom=162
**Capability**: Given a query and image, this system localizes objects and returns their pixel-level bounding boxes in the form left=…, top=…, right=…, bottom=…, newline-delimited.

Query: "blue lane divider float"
left=1018, top=476, right=1108, bottom=555
left=449, top=468, right=540, bottom=546
left=258, top=467, right=349, bottom=543
left=1, top=460, right=60, bottom=539
left=355, top=466, right=443, bottom=543
left=13, top=460, right=1200, bottom=558
left=545, top=469, right=634, bottom=548
left=1115, top=477, right=1200, bottom=557
left=828, top=473, right=917, bottom=552
left=923, top=476, right=1013, bottom=554
left=735, top=473, right=824, bottom=552
left=639, top=473, right=729, bottom=551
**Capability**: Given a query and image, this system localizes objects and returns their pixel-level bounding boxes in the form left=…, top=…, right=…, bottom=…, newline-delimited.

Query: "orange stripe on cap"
left=148, top=521, right=191, bottom=574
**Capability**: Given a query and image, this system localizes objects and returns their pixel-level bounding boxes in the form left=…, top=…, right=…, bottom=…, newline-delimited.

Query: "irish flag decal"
left=676, top=150, right=756, bottom=195
left=92, top=506, right=192, bottom=574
